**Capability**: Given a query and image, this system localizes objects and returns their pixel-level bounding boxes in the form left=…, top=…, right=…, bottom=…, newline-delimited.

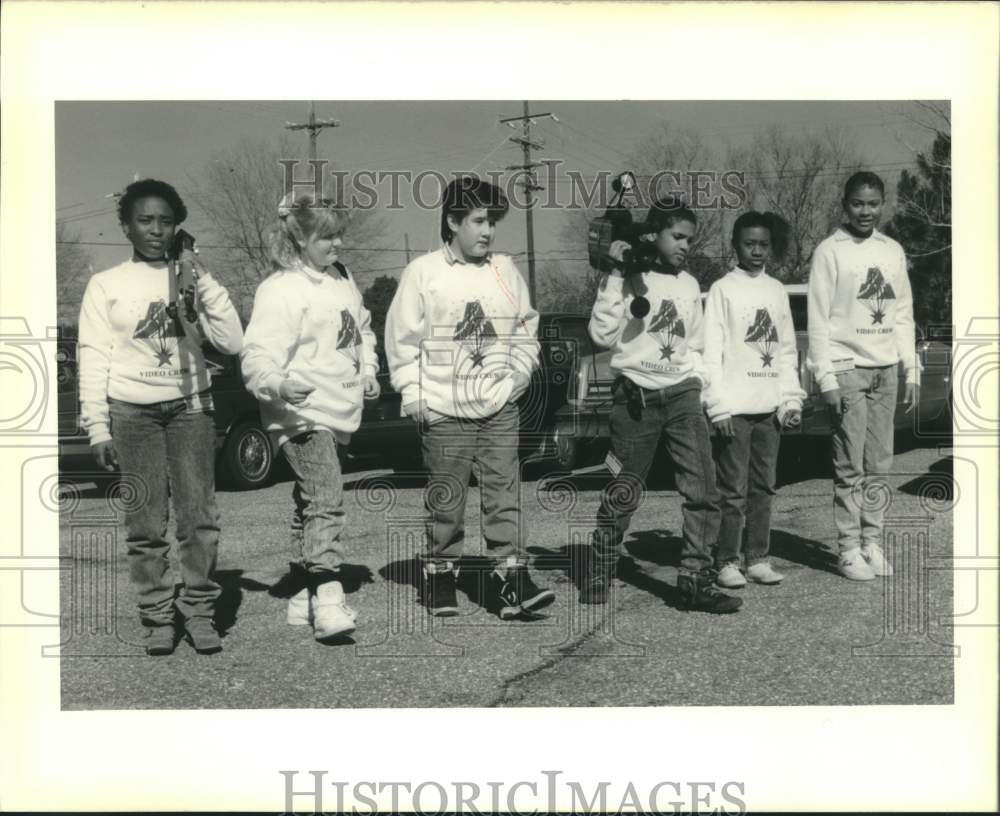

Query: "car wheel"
left=553, top=427, right=579, bottom=471
left=221, top=420, right=273, bottom=490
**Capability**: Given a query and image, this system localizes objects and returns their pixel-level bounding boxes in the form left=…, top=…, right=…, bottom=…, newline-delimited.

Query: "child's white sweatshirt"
left=807, top=227, right=918, bottom=393
left=240, top=261, right=378, bottom=448
left=588, top=267, right=706, bottom=390
left=702, top=266, right=805, bottom=422
left=78, top=258, right=244, bottom=446
left=385, top=247, right=540, bottom=420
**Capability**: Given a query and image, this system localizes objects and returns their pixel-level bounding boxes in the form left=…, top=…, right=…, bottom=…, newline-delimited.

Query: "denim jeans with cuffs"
left=712, top=411, right=781, bottom=568
left=420, top=401, right=522, bottom=568
left=281, top=429, right=346, bottom=579
left=109, top=392, right=221, bottom=626
left=591, top=376, right=720, bottom=576
left=831, top=365, right=898, bottom=554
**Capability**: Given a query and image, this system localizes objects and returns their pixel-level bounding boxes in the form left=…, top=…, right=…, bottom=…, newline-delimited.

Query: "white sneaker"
left=716, top=563, right=747, bottom=589
left=861, top=544, right=894, bottom=577
left=287, top=587, right=311, bottom=626
left=311, top=581, right=357, bottom=641
left=747, top=561, right=785, bottom=584
left=838, top=549, right=876, bottom=581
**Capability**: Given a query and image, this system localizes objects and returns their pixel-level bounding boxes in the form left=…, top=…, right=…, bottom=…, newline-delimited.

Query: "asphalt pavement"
left=58, top=440, right=955, bottom=709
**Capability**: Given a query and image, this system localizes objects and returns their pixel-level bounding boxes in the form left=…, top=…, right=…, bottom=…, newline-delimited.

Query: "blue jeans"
left=420, top=402, right=522, bottom=567
left=712, top=412, right=781, bottom=567
left=831, top=365, right=898, bottom=552
left=108, top=393, right=220, bottom=625
left=281, top=430, right=346, bottom=574
left=591, top=377, right=719, bottom=575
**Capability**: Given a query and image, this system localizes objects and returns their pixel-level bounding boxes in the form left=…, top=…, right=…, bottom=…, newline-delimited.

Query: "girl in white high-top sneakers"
left=241, top=192, right=379, bottom=642
left=703, top=212, right=805, bottom=589
left=807, top=172, right=919, bottom=581
left=384, top=176, right=554, bottom=620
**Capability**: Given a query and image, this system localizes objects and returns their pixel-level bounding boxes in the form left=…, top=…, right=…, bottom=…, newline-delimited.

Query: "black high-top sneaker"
left=490, top=564, right=555, bottom=619
left=677, top=571, right=742, bottom=613
left=421, top=561, right=459, bottom=617
left=579, top=555, right=615, bottom=605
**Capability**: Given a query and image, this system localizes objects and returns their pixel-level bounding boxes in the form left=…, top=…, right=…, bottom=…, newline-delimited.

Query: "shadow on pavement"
left=624, top=528, right=683, bottom=567
left=769, top=529, right=839, bottom=575
left=239, top=562, right=375, bottom=600
left=214, top=569, right=244, bottom=636
left=530, top=537, right=691, bottom=610
left=898, top=455, right=953, bottom=498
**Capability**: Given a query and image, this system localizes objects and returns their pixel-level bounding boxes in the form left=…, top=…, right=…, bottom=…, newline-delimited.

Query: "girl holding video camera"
left=581, top=196, right=741, bottom=614
left=78, top=178, right=243, bottom=656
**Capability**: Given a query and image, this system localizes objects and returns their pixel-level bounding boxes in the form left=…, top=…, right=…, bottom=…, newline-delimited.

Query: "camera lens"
left=630, top=296, right=650, bottom=318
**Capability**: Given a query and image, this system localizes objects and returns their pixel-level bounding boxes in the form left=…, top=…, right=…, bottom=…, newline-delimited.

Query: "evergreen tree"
left=885, top=132, right=951, bottom=332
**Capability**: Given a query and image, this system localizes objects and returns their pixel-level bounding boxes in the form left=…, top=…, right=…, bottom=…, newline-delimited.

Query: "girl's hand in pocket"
left=279, top=377, right=315, bottom=405
left=713, top=417, right=735, bottom=437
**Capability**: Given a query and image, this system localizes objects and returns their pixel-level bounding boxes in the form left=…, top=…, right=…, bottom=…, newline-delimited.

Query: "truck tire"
left=220, top=420, right=273, bottom=490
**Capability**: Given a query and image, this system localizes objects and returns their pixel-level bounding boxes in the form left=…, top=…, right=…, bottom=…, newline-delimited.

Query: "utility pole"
left=285, top=101, right=340, bottom=163
left=501, top=101, right=556, bottom=305
left=404, top=233, right=412, bottom=264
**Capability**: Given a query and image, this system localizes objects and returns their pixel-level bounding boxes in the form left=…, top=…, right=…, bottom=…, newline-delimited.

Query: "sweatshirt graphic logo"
left=647, top=299, right=686, bottom=361
left=744, top=308, right=779, bottom=368
left=133, top=299, right=185, bottom=367
left=857, top=266, right=895, bottom=325
left=336, top=309, right=363, bottom=374
left=454, top=300, right=497, bottom=368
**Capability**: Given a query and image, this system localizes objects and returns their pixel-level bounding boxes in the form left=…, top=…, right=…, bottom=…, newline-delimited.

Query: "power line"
left=501, top=102, right=557, bottom=305
left=285, top=101, right=340, bottom=162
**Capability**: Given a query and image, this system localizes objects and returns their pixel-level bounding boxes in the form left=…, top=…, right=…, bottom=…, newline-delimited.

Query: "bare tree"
left=187, top=136, right=388, bottom=318
left=56, top=220, right=94, bottom=324
left=728, top=126, right=864, bottom=280
left=536, top=259, right=596, bottom=314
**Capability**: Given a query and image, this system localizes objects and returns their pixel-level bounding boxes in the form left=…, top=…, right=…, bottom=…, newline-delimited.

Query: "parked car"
left=56, top=345, right=275, bottom=490
left=57, top=313, right=590, bottom=489
left=551, top=284, right=953, bottom=470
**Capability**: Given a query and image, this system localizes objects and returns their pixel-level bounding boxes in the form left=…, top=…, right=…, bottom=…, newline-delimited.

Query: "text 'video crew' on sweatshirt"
left=77, top=258, right=244, bottom=446
left=806, top=227, right=919, bottom=394
left=384, top=246, right=540, bottom=420
left=701, top=266, right=806, bottom=423
left=588, top=266, right=707, bottom=391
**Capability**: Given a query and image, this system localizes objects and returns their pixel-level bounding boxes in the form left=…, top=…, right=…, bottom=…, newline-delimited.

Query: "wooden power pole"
left=285, top=101, right=340, bottom=163
left=500, top=102, right=556, bottom=305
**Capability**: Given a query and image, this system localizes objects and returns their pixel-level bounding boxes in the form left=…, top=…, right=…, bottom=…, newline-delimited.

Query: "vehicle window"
left=203, top=344, right=236, bottom=377
left=788, top=294, right=808, bottom=332
left=540, top=315, right=590, bottom=345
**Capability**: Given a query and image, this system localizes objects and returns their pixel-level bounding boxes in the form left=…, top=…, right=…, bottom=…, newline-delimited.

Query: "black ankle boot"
left=579, top=557, right=615, bottom=605
left=677, top=571, right=742, bottom=614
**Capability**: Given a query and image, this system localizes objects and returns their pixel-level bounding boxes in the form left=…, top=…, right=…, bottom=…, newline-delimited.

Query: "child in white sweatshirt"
left=241, top=192, right=379, bottom=642
left=703, top=212, right=805, bottom=589
left=580, top=197, right=741, bottom=614
left=807, top=171, right=919, bottom=581
left=78, top=178, right=243, bottom=656
left=384, top=176, right=555, bottom=620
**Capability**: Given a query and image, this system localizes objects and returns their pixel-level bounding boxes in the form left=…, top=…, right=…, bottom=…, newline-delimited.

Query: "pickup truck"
left=551, top=284, right=953, bottom=470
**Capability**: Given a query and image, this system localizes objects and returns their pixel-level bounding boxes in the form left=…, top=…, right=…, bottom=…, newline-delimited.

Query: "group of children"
left=80, top=169, right=918, bottom=653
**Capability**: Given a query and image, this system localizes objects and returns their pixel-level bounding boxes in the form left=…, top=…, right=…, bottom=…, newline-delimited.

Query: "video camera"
left=587, top=171, right=654, bottom=318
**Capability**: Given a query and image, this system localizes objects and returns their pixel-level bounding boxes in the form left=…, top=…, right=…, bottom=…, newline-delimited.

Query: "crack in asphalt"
left=488, top=595, right=641, bottom=707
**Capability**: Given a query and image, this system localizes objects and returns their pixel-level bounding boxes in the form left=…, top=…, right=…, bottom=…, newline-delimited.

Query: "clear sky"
left=55, top=100, right=942, bottom=282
